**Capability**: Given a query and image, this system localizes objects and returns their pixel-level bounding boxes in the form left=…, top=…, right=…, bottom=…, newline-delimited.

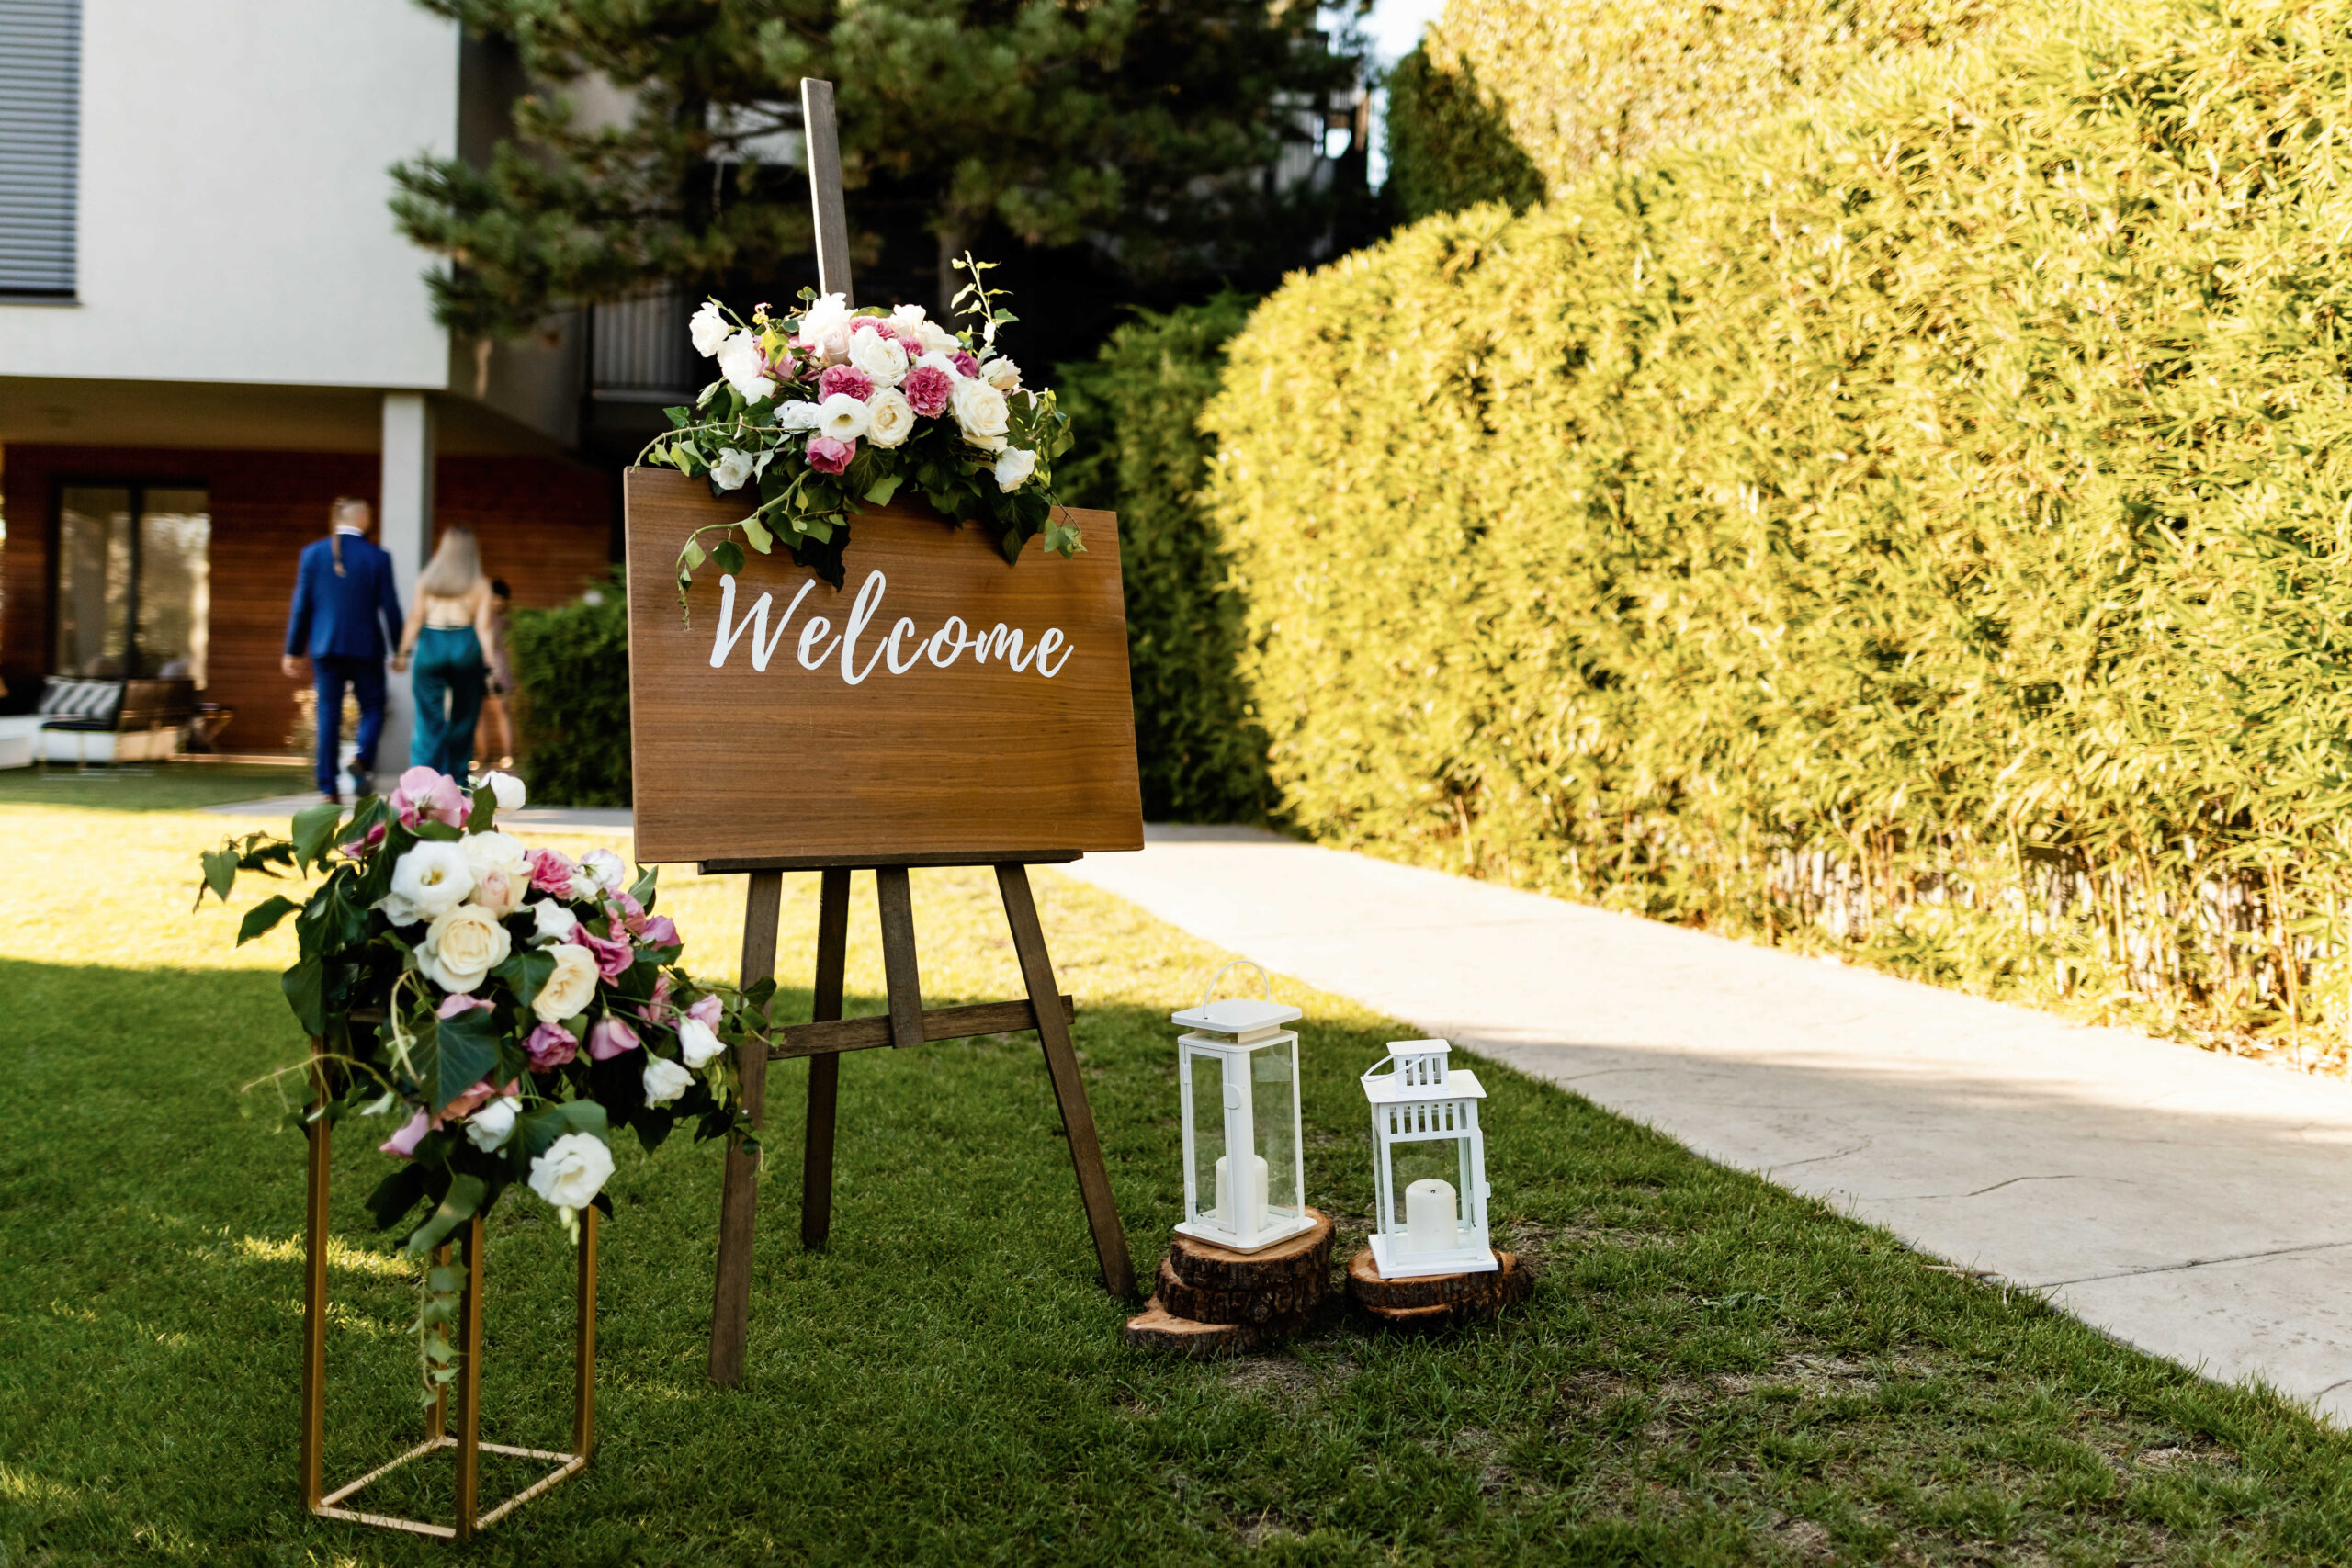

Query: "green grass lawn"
left=6, top=801, right=2352, bottom=1565
left=0, top=760, right=305, bottom=812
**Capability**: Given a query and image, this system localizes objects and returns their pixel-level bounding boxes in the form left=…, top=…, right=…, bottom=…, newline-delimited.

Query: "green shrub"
left=509, top=570, right=631, bottom=807
left=1382, top=44, right=1544, bottom=223
left=1205, top=0, right=2352, bottom=1048
left=1057, top=293, right=1270, bottom=822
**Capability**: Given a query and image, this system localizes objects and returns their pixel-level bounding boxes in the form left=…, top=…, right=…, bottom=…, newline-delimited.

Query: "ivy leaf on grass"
left=198, top=848, right=239, bottom=908
left=366, top=1162, right=430, bottom=1232
left=236, top=896, right=301, bottom=946
left=290, top=801, right=345, bottom=873
left=402, top=1173, right=487, bottom=1258
left=513, top=1100, right=607, bottom=1164
left=282, top=955, right=327, bottom=1036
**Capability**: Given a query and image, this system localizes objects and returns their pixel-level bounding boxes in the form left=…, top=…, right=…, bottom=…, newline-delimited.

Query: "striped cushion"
left=37, top=680, right=120, bottom=720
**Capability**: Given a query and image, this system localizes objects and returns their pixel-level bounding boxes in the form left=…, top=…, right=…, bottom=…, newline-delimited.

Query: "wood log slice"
left=1123, top=1297, right=1314, bottom=1356
left=1166, top=1208, right=1334, bottom=1295
left=1155, top=1254, right=1326, bottom=1325
left=1347, top=1248, right=1532, bottom=1326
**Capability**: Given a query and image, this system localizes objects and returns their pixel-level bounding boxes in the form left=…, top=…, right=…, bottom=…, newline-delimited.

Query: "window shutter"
left=0, top=0, right=79, bottom=298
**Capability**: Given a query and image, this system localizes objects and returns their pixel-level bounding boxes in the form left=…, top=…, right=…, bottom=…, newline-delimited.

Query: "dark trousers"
left=410, top=626, right=486, bottom=782
left=312, top=656, right=387, bottom=794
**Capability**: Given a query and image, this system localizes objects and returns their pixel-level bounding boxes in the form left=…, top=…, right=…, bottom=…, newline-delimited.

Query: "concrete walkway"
left=1059, top=826, right=2352, bottom=1426
left=203, top=794, right=635, bottom=837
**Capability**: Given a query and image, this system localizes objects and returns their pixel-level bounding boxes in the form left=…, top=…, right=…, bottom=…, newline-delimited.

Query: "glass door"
left=53, top=483, right=210, bottom=682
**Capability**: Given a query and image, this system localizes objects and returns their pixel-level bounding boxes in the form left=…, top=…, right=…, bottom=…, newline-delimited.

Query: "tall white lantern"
left=1170, top=963, right=1314, bottom=1254
left=1362, top=1039, right=1496, bottom=1279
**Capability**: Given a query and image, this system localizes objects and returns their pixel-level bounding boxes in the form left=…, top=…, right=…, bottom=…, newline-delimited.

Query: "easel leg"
left=994, top=864, right=1136, bottom=1301
left=801, top=867, right=850, bottom=1250
left=453, top=1214, right=485, bottom=1541
left=709, top=869, right=784, bottom=1388
left=300, top=1044, right=330, bottom=1511
left=573, top=1204, right=598, bottom=1460
left=875, top=865, right=924, bottom=1049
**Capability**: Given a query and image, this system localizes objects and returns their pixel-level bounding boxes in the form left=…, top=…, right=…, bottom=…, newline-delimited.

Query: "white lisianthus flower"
left=776, top=399, right=824, bottom=432
left=865, top=388, right=915, bottom=449
left=711, top=447, right=755, bottom=491
left=566, top=867, right=601, bottom=902
left=641, top=1055, right=695, bottom=1107
left=581, top=848, right=629, bottom=894
left=716, top=331, right=776, bottom=401
left=528, top=1132, right=616, bottom=1210
left=481, top=770, right=526, bottom=811
left=380, top=841, right=473, bottom=927
left=689, top=300, right=731, bottom=356
left=531, top=900, right=580, bottom=946
left=677, top=1016, right=726, bottom=1069
left=464, top=1096, right=522, bottom=1152
left=847, top=327, right=909, bottom=387
left=817, top=393, right=872, bottom=442
left=993, top=446, right=1038, bottom=492
left=951, top=377, right=1010, bottom=448
left=533, top=942, right=599, bottom=1021
left=797, top=292, right=854, bottom=359
left=980, top=355, right=1021, bottom=392
left=418, top=904, right=513, bottom=992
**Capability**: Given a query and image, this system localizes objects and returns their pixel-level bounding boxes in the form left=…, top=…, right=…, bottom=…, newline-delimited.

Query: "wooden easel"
left=699, top=81, right=1135, bottom=1388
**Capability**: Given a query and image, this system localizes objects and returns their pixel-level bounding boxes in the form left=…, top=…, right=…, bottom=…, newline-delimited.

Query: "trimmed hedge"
left=1206, top=0, right=2352, bottom=1046
left=508, top=570, right=631, bottom=807
left=1057, top=293, right=1270, bottom=821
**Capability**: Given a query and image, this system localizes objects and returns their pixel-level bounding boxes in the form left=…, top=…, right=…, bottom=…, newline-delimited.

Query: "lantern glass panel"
left=1187, top=1046, right=1227, bottom=1227
left=1385, top=1136, right=1467, bottom=1249
left=1254, top=1042, right=1302, bottom=1229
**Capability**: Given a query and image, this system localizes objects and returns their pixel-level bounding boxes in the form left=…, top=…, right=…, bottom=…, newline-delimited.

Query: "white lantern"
left=1362, top=1039, right=1495, bottom=1279
left=1170, top=963, right=1314, bottom=1254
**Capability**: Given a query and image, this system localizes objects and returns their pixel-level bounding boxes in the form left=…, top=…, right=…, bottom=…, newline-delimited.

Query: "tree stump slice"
left=1166, top=1208, right=1334, bottom=1295
left=1155, top=1255, right=1326, bottom=1325
left=1124, top=1297, right=1310, bottom=1356
left=1347, top=1247, right=1532, bottom=1326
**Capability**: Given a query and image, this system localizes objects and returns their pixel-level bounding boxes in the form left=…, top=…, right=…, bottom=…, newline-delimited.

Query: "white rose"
left=951, top=377, right=1010, bottom=447
left=469, top=867, right=523, bottom=918
left=716, top=331, right=776, bottom=401
left=531, top=900, right=580, bottom=946
left=797, top=292, right=853, bottom=359
left=417, top=904, right=513, bottom=993
left=677, top=1016, right=726, bottom=1068
left=865, top=388, right=915, bottom=449
left=711, top=447, right=754, bottom=491
left=528, top=1132, right=615, bottom=1211
left=817, top=393, right=872, bottom=442
left=993, top=446, right=1038, bottom=492
left=689, top=300, right=731, bottom=356
left=916, top=320, right=960, bottom=354
left=642, top=1055, right=695, bottom=1107
left=581, top=849, right=628, bottom=893
left=847, top=327, right=909, bottom=387
left=981, top=355, right=1021, bottom=392
left=890, top=302, right=931, bottom=333
left=380, top=841, right=472, bottom=927
left=776, top=399, right=824, bottom=432
left=533, top=942, right=599, bottom=1021
left=460, top=829, right=528, bottom=877
left=914, top=348, right=960, bottom=378
left=464, top=1096, right=521, bottom=1152
left=481, top=770, right=526, bottom=811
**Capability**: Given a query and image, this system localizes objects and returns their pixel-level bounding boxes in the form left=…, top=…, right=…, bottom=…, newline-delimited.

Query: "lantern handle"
left=1199, top=959, right=1272, bottom=1013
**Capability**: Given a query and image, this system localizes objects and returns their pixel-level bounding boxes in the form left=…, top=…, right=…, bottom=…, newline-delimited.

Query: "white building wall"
left=0, top=0, right=458, bottom=389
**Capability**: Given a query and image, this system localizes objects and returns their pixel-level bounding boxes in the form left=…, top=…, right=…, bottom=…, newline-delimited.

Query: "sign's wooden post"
left=665, top=78, right=1143, bottom=1389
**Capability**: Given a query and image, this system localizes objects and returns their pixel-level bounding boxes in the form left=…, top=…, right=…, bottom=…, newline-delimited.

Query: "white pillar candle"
left=1212, top=1155, right=1271, bottom=1229
left=1405, top=1178, right=1457, bottom=1252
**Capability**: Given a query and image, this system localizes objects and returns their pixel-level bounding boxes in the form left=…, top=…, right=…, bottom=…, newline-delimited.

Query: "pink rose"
left=807, top=436, right=855, bottom=476
left=818, top=364, right=874, bottom=403
left=390, top=766, right=467, bottom=828
left=766, top=342, right=797, bottom=380
left=687, top=994, right=722, bottom=1030
left=525, top=1021, right=579, bottom=1069
left=526, top=848, right=577, bottom=897
left=436, top=993, right=492, bottom=1020
left=571, top=927, right=634, bottom=981
left=587, top=1016, right=641, bottom=1060
left=379, top=1110, right=430, bottom=1159
left=636, top=914, right=679, bottom=947
left=949, top=350, right=979, bottom=379
left=902, top=365, right=953, bottom=418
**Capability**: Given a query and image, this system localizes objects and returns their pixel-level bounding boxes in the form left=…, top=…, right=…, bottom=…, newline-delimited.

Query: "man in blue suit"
left=283, top=497, right=404, bottom=802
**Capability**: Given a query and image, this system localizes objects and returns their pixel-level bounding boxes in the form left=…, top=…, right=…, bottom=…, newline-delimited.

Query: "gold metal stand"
left=300, top=1043, right=597, bottom=1540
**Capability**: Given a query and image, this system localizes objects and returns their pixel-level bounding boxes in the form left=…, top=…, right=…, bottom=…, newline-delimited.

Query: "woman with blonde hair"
left=392, top=526, right=497, bottom=779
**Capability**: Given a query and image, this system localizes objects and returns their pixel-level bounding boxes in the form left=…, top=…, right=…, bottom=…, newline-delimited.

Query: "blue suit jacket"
left=286, top=535, right=404, bottom=660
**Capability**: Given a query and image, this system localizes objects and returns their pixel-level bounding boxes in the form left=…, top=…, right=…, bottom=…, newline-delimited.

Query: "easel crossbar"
left=313, top=1436, right=587, bottom=1539
left=766, top=994, right=1074, bottom=1059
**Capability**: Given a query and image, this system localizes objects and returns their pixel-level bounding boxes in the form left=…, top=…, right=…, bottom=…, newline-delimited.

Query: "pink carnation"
left=390, top=766, right=466, bottom=829
left=807, top=436, right=855, bottom=476
left=949, top=350, right=979, bottom=379
left=525, top=1021, right=579, bottom=1069
left=818, top=364, right=875, bottom=403
left=526, top=848, right=577, bottom=897
left=571, top=926, right=634, bottom=981
left=902, top=365, right=953, bottom=418
left=379, top=1110, right=430, bottom=1159
left=587, top=1016, right=641, bottom=1061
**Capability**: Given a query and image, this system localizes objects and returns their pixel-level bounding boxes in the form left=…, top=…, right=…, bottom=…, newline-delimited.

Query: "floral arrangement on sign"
left=196, top=767, right=770, bottom=1392
left=640, top=254, right=1078, bottom=596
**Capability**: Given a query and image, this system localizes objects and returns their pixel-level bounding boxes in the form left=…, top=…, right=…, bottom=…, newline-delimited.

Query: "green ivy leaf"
left=864, top=473, right=902, bottom=506
left=742, top=516, right=775, bottom=553
left=290, top=801, right=344, bottom=873
left=432, top=1006, right=503, bottom=1116
left=712, top=541, right=745, bottom=573
left=402, top=1173, right=487, bottom=1258
left=198, top=847, right=238, bottom=906
left=282, top=955, right=327, bottom=1036
left=681, top=539, right=707, bottom=570
left=237, top=896, right=301, bottom=946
